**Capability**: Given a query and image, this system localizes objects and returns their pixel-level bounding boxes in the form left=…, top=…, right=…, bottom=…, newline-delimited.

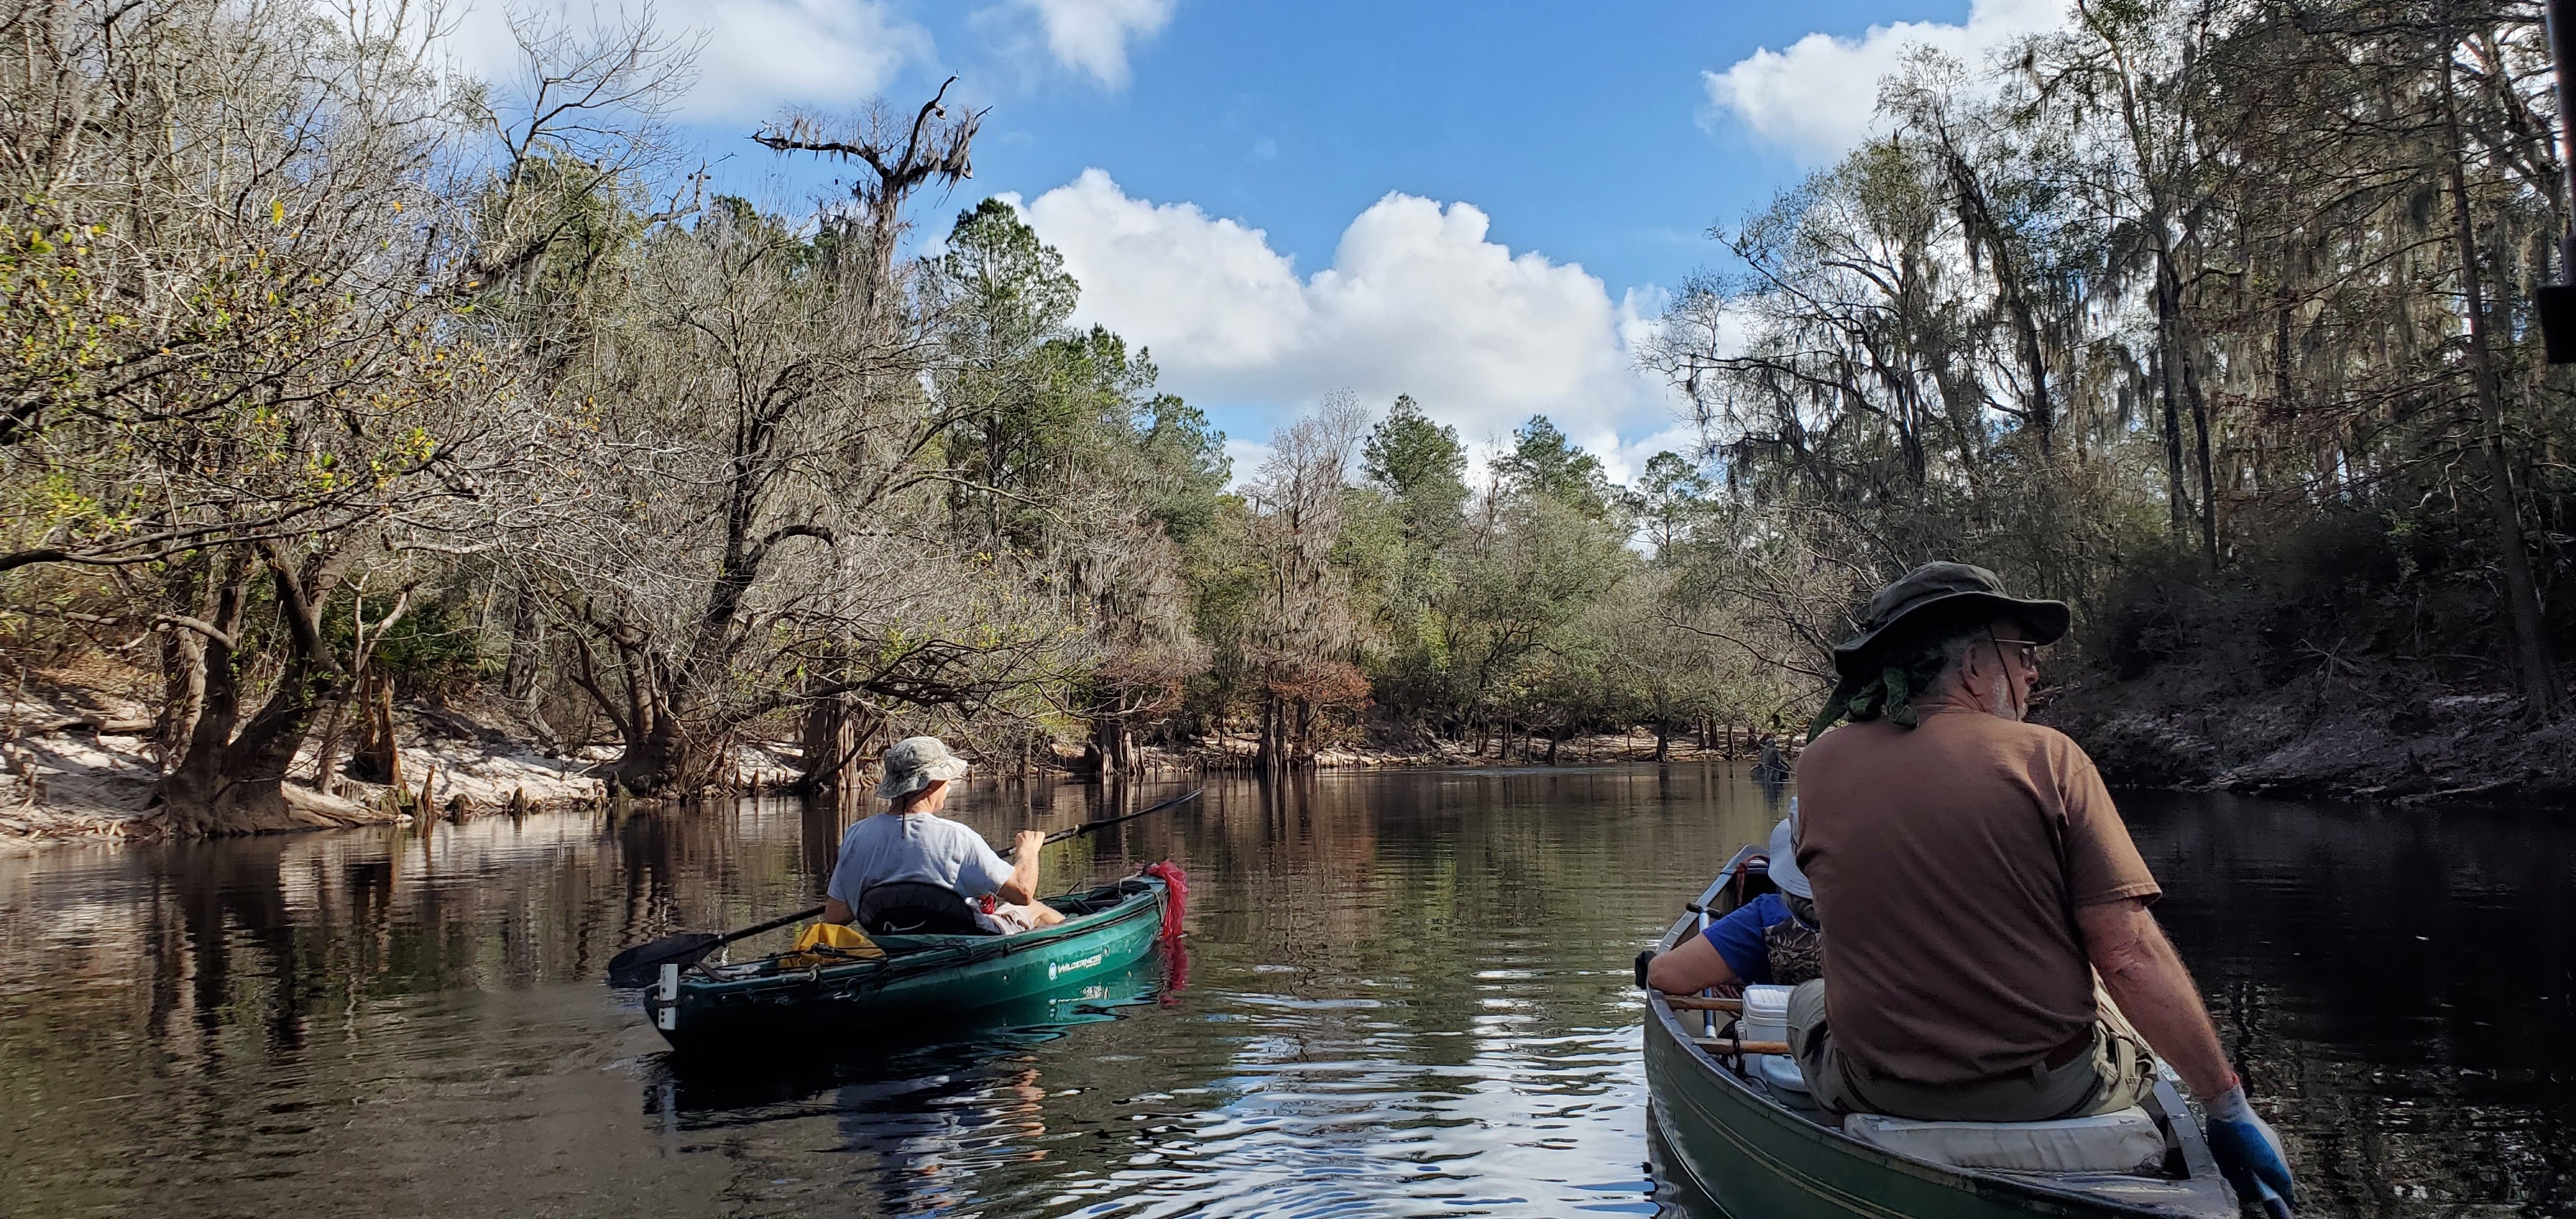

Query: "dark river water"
left=0, top=765, right=2568, bottom=1218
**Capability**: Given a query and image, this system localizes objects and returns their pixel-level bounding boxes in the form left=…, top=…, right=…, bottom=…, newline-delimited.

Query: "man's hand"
left=1014, top=829, right=1046, bottom=860
left=2204, top=1085, right=2297, bottom=1214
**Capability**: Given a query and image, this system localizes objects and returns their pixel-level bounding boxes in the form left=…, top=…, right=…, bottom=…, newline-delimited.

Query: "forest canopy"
left=3, top=0, right=2570, bottom=833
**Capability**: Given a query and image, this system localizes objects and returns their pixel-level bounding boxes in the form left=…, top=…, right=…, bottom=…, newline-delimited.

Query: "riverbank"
left=1126, top=725, right=1777, bottom=774
left=2046, top=664, right=2576, bottom=809
left=1, top=685, right=800, bottom=850
left=19, top=662, right=2565, bottom=849
left=3, top=668, right=1781, bottom=847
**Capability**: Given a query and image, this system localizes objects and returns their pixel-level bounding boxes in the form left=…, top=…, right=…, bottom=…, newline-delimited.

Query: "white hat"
left=1765, top=807, right=1812, bottom=899
left=876, top=736, right=970, bottom=802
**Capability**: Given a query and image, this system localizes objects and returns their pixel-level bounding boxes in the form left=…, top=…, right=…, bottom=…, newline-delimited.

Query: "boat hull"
left=644, top=877, right=1168, bottom=1054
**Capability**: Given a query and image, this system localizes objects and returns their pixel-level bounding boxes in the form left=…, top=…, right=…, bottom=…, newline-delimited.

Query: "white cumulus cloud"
left=1704, top=0, right=2069, bottom=164
left=1008, top=0, right=1177, bottom=88
left=447, top=0, right=931, bottom=124
left=1019, top=169, right=1673, bottom=454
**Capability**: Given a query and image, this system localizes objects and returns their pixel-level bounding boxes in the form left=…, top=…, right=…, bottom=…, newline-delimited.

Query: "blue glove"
left=2204, top=1085, right=2296, bottom=1214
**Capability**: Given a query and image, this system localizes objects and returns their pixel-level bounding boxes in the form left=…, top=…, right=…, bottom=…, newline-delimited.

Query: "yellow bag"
left=779, top=921, right=884, bottom=969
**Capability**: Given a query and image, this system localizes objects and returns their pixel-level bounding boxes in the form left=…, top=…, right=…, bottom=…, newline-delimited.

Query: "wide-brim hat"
left=1766, top=811, right=1812, bottom=900
left=1830, top=562, right=2069, bottom=678
left=876, top=735, right=970, bottom=802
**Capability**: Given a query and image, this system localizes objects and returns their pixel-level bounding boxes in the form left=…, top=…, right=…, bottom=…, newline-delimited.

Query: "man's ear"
left=1958, top=640, right=1998, bottom=694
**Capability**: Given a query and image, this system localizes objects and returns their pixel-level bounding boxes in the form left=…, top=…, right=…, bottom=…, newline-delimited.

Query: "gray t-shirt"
left=825, top=813, right=1014, bottom=907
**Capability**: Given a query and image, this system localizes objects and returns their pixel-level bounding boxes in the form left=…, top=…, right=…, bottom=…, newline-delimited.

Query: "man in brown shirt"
left=1786, top=563, right=2297, bottom=1209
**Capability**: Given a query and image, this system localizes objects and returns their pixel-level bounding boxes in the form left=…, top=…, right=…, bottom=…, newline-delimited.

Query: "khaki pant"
left=1785, top=978, right=2157, bottom=1123
left=975, top=901, right=1048, bottom=934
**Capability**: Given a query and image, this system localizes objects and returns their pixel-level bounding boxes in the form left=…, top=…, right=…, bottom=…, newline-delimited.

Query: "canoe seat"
left=1843, top=1107, right=2166, bottom=1174
left=856, top=882, right=995, bottom=937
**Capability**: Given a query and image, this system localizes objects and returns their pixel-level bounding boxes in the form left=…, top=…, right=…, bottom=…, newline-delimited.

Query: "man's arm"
left=1646, top=931, right=1742, bottom=994
left=2076, top=898, right=2234, bottom=1099
left=994, top=830, right=1045, bottom=905
left=1648, top=898, right=1779, bottom=994
left=822, top=897, right=854, bottom=925
left=2083, top=897, right=2301, bottom=1209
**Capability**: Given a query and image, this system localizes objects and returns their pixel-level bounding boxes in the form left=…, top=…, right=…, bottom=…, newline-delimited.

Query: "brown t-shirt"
left=1795, top=707, right=2159, bottom=1085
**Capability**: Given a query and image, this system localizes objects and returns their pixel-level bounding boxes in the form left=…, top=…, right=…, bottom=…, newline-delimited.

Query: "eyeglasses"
left=1988, top=634, right=2042, bottom=673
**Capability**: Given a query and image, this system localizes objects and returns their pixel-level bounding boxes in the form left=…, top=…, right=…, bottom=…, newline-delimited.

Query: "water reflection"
left=1, top=767, right=1777, bottom=1217
left=2121, top=792, right=2576, bottom=1218
left=1, top=770, right=2566, bottom=1216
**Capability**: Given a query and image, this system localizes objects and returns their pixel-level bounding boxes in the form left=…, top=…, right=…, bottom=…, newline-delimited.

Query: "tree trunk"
left=1257, top=694, right=1287, bottom=774
left=1089, top=713, right=1133, bottom=777
left=799, top=692, right=866, bottom=806
left=157, top=554, right=364, bottom=835
left=154, top=554, right=218, bottom=772
left=2441, top=34, right=2563, bottom=717
left=2153, top=267, right=2193, bottom=548
left=309, top=694, right=348, bottom=798
left=2177, top=314, right=2220, bottom=569
left=616, top=712, right=689, bottom=795
left=502, top=579, right=544, bottom=700
left=349, top=674, right=402, bottom=786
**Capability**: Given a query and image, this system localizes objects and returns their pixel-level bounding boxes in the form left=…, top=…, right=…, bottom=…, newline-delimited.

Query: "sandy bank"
left=2, top=691, right=800, bottom=850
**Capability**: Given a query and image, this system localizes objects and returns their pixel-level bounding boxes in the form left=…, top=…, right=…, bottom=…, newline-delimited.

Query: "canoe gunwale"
left=1645, top=847, right=2239, bottom=1219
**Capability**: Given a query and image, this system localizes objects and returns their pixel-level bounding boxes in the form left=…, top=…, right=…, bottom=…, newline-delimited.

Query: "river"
left=0, top=765, right=2567, bottom=1217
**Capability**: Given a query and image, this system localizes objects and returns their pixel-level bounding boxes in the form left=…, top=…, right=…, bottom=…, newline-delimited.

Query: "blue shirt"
left=825, top=813, right=1014, bottom=907
left=1700, top=893, right=1803, bottom=985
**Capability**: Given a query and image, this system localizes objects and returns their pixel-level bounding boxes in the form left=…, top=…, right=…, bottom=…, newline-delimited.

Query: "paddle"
left=605, top=788, right=1205, bottom=987
left=606, top=905, right=824, bottom=988
left=1045, top=787, right=1204, bottom=845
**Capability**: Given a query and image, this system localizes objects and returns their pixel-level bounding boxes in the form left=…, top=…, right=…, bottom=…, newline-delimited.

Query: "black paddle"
left=604, top=787, right=1205, bottom=987
left=606, top=905, right=824, bottom=989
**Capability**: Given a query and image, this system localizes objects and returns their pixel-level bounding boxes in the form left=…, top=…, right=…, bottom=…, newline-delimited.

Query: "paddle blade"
left=606, top=931, right=721, bottom=988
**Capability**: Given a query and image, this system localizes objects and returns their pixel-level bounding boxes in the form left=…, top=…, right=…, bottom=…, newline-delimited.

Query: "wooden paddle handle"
left=1692, top=1038, right=1791, bottom=1055
left=1664, top=995, right=1744, bottom=1013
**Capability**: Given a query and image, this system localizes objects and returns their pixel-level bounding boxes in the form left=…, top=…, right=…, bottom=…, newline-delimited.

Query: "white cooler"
left=1739, top=984, right=1808, bottom=1094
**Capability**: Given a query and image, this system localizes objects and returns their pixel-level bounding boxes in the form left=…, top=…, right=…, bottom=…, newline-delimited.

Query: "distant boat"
left=642, top=874, right=1170, bottom=1055
left=1752, top=739, right=1791, bottom=783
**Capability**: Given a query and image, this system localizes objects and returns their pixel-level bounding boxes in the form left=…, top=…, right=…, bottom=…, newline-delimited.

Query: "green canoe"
left=643, top=873, right=1169, bottom=1055
left=1645, top=847, right=2241, bottom=1219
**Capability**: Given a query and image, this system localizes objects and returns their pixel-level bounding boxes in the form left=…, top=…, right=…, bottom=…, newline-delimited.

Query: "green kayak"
left=643, top=873, right=1169, bottom=1055
left=1644, top=847, right=2241, bottom=1219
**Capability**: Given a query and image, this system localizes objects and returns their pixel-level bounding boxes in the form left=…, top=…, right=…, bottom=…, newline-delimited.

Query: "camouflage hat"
left=876, top=736, right=970, bottom=802
left=1830, top=562, right=2069, bottom=678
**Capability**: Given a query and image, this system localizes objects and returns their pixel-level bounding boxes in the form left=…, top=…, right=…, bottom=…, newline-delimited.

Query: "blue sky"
left=454, top=0, right=2068, bottom=477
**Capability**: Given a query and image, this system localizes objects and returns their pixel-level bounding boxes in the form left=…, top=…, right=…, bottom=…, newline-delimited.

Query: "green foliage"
left=943, top=197, right=1078, bottom=342
left=1630, top=452, right=1710, bottom=560
left=321, top=593, right=481, bottom=686
left=1363, top=395, right=1469, bottom=534
left=1637, top=0, right=2576, bottom=729
left=1493, top=416, right=1614, bottom=515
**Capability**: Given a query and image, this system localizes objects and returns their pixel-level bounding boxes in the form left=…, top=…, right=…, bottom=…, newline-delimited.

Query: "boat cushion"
left=1843, top=1107, right=2166, bottom=1174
